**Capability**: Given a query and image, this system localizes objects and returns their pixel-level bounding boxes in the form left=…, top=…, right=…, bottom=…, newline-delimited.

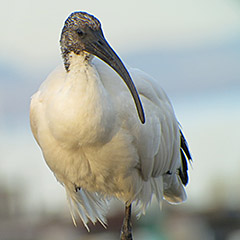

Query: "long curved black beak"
left=84, top=31, right=145, bottom=124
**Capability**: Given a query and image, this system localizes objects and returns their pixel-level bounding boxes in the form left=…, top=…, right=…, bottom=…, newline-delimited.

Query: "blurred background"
left=0, top=0, right=240, bottom=239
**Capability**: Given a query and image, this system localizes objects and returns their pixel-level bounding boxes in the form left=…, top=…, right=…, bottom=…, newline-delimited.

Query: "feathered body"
left=30, top=12, right=191, bottom=230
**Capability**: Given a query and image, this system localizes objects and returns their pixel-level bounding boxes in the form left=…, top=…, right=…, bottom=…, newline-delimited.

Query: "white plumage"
left=30, top=12, right=191, bottom=232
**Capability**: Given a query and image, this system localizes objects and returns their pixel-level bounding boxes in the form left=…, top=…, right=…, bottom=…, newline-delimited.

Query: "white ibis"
left=30, top=11, right=192, bottom=239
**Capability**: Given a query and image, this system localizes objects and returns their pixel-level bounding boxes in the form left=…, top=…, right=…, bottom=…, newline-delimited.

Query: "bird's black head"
left=60, top=12, right=103, bottom=70
left=60, top=11, right=145, bottom=124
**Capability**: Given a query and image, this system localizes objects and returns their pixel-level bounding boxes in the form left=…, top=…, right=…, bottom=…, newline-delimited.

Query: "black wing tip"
left=180, top=129, right=192, bottom=161
left=179, top=148, right=189, bottom=186
left=179, top=129, right=192, bottom=186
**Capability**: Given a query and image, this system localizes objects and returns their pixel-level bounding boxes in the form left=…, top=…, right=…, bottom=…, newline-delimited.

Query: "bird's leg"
left=120, top=203, right=133, bottom=240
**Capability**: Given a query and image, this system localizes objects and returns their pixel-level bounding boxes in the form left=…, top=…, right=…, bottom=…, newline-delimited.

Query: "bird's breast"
left=45, top=64, right=117, bottom=147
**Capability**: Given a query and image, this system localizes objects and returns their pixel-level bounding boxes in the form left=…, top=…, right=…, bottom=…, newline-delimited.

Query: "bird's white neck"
left=68, top=52, right=94, bottom=71
left=48, top=53, right=117, bottom=146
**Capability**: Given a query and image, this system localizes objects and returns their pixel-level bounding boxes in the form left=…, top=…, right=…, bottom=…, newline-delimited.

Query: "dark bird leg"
left=120, top=203, right=133, bottom=240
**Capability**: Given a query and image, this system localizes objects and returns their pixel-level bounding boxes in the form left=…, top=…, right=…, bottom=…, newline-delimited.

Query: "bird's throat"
left=63, top=51, right=93, bottom=72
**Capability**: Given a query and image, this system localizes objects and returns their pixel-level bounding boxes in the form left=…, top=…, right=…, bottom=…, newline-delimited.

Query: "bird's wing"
left=129, top=67, right=180, bottom=175
left=30, top=66, right=66, bottom=145
left=94, top=58, right=191, bottom=205
left=130, top=67, right=192, bottom=204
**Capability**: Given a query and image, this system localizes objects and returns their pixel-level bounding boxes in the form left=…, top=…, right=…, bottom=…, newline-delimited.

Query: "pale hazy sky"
left=1, top=0, right=240, bottom=71
left=1, top=0, right=240, bottom=214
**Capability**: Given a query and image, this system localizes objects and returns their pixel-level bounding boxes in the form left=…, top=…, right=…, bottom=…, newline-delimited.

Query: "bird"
left=30, top=11, right=192, bottom=239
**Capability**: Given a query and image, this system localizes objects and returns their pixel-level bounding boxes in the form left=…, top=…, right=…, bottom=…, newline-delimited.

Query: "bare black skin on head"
left=60, top=12, right=102, bottom=71
left=60, top=11, right=145, bottom=123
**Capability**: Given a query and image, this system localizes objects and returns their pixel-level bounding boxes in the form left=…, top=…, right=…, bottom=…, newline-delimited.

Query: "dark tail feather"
left=179, top=129, right=192, bottom=186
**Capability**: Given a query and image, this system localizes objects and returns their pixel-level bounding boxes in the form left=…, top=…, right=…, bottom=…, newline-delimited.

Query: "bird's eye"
left=76, top=29, right=85, bottom=37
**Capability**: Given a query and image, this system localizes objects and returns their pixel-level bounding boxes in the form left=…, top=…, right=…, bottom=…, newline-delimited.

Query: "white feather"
left=30, top=54, right=187, bottom=228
